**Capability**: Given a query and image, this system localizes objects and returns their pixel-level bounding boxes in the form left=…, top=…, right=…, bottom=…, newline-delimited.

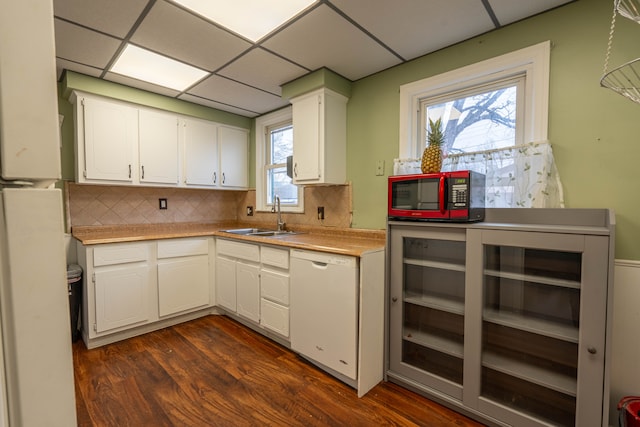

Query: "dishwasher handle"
left=312, top=261, right=328, bottom=269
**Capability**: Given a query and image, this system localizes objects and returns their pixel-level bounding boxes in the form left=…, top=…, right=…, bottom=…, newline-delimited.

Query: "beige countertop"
left=72, top=222, right=386, bottom=257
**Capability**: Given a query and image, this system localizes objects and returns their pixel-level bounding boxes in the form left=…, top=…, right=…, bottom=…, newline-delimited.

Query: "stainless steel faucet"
left=273, top=195, right=285, bottom=231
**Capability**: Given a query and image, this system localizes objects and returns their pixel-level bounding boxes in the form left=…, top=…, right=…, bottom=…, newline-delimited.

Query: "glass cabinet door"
left=468, top=230, right=609, bottom=427
left=389, top=227, right=467, bottom=400
left=481, top=244, right=580, bottom=425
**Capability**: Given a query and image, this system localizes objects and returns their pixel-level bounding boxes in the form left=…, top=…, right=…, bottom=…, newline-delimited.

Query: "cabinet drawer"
left=261, top=299, right=289, bottom=338
left=216, top=238, right=259, bottom=262
left=93, top=242, right=149, bottom=267
left=261, top=246, right=289, bottom=269
left=260, top=269, right=289, bottom=305
left=157, top=237, right=209, bottom=259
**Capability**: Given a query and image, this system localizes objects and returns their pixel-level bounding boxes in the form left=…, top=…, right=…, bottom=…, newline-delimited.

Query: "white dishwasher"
left=290, top=249, right=359, bottom=380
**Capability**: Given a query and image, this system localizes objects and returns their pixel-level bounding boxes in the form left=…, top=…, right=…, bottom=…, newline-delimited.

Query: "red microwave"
left=388, top=170, right=485, bottom=222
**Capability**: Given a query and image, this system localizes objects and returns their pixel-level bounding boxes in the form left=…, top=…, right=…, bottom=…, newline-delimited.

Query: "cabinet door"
left=388, top=227, right=467, bottom=400
left=215, top=255, right=237, bottom=311
left=292, top=92, right=321, bottom=182
left=183, top=118, right=218, bottom=187
left=236, top=261, right=260, bottom=322
left=466, top=229, right=608, bottom=427
left=218, top=126, right=248, bottom=189
left=138, top=109, right=179, bottom=185
left=82, top=96, right=137, bottom=182
left=157, top=255, right=209, bottom=317
left=94, top=264, right=149, bottom=333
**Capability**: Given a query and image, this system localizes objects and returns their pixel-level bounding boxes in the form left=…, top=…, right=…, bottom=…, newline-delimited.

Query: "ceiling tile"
left=178, top=94, right=260, bottom=118
left=331, top=0, right=496, bottom=60
left=131, top=1, right=252, bottom=72
left=218, top=48, right=309, bottom=95
left=54, top=19, right=122, bottom=69
left=263, top=4, right=402, bottom=80
left=187, top=75, right=289, bottom=114
left=488, top=0, right=574, bottom=26
left=103, top=72, right=182, bottom=98
left=56, top=59, right=102, bottom=81
left=53, top=0, right=149, bottom=38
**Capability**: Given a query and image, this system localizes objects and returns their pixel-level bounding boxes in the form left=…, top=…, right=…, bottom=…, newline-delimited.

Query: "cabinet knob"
left=587, top=347, right=597, bottom=355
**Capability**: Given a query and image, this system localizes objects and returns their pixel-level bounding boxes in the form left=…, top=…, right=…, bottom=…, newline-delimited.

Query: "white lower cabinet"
left=157, top=238, right=210, bottom=317
left=215, top=239, right=291, bottom=338
left=215, top=239, right=260, bottom=322
left=236, top=261, right=260, bottom=322
left=80, top=241, right=153, bottom=337
left=94, top=263, right=150, bottom=333
left=77, top=237, right=213, bottom=348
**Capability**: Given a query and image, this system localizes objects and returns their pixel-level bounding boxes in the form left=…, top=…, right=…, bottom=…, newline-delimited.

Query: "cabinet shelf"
left=484, top=308, right=578, bottom=343
left=483, top=351, right=577, bottom=397
left=405, top=258, right=466, bottom=272
left=403, top=327, right=463, bottom=358
left=405, top=292, right=464, bottom=315
left=484, top=269, right=581, bottom=289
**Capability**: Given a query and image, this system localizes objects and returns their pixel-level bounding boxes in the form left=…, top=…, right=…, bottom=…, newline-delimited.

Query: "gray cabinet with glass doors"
left=386, top=209, right=615, bottom=427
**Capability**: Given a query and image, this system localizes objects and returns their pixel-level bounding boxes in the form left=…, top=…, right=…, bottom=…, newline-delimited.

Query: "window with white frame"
left=255, top=107, right=304, bottom=212
left=397, top=41, right=564, bottom=208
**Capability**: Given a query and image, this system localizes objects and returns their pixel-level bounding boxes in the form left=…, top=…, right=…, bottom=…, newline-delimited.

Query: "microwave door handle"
left=439, top=176, right=446, bottom=215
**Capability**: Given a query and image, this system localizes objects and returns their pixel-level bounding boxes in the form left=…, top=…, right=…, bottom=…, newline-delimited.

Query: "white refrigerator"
left=0, top=0, right=78, bottom=425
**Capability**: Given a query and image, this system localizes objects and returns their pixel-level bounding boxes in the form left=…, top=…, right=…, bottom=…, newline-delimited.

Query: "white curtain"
left=393, top=141, right=564, bottom=208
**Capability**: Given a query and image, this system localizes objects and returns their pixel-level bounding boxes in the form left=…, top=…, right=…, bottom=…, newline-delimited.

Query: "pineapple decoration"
left=421, top=117, right=444, bottom=174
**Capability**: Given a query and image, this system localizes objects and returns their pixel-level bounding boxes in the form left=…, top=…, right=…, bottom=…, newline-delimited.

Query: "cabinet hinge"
left=91, top=272, right=96, bottom=283
left=83, top=170, right=87, bottom=178
left=93, top=324, right=97, bottom=332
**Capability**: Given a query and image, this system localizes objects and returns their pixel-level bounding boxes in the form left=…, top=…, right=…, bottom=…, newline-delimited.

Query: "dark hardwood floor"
left=73, top=315, right=485, bottom=426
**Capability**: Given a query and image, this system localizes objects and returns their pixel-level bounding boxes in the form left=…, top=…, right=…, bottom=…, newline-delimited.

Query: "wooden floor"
left=73, top=315, right=485, bottom=426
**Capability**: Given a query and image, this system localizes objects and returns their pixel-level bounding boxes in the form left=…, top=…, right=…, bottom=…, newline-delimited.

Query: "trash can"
left=66, top=264, right=83, bottom=342
left=618, top=396, right=640, bottom=427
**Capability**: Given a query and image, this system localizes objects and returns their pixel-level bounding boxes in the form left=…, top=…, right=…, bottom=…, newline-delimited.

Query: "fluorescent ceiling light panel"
left=171, top=0, right=317, bottom=42
left=110, top=44, right=208, bottom=91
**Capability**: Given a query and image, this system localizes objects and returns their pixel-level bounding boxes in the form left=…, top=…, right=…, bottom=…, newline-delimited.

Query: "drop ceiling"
left=53, top=0, right=573, bottom=118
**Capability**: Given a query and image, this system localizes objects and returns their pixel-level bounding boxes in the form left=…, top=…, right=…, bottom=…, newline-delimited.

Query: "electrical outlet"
left=317, top=206, right=325, bottom=220
left=159, top=198, right=167, bottom=209
left=246, top=206, right=254, bottom=216
left=376, top=160, right=385, bottom=176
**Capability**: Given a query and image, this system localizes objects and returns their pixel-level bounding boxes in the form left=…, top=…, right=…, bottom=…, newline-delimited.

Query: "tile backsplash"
left=66, top=182, right=353, bottom=230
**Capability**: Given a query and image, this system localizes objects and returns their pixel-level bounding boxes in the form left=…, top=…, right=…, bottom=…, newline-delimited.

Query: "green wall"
left=347, top=0, right=640, bottom=260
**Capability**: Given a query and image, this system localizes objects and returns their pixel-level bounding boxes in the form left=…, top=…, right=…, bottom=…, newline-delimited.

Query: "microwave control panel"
left=450, top=179, right=469, bottom=208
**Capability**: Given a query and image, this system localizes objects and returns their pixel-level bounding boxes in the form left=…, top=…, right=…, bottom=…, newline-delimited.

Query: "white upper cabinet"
left=79, top=95, right=138, bottom=183
left=218, top=125, right=249, bottom=189
left=138, top=109, right=179, bottom=185
left=291, top=88, right=348, bottom=185
left=183, top=118, right=219, bottom=187
left=72, top=91, right=249, bottom=190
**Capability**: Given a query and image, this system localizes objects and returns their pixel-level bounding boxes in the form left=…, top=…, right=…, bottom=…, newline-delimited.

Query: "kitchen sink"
left=220, top=228, right=302, bottom=237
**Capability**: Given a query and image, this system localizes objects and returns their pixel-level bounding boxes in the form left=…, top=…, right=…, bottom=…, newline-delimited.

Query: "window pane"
left=270, top=125, right=293, bottom=164
left=267, top=167, right=298, bottom=205
left=426, top=85, right=517, bottom=154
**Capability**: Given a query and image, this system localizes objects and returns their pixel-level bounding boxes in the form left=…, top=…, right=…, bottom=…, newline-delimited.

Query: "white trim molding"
left=399, top=41, right=550, bottom=158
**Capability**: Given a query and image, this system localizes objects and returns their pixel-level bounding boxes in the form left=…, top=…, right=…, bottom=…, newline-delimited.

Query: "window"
left=420, top=76, right=524, bottom=154
left=399, top=41, right=550, bottom=158
left=256, top=107, right=303, bottom=212
left=397, top=41, right=564, bottom=209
